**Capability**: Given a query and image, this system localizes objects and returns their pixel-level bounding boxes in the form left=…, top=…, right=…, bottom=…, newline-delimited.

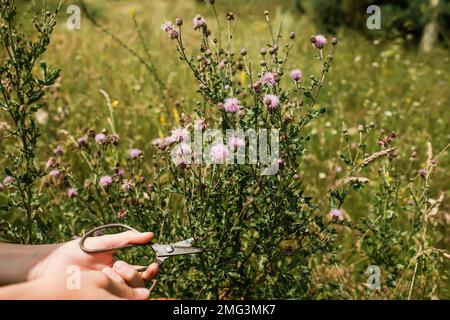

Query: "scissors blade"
left=152, top=238, right=203, bottom=258
left=171, top=238, right=195, bottom=247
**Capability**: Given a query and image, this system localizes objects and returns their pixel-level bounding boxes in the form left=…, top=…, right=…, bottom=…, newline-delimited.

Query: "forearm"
left=0, top=281, right=34, bottom=299
left=0, top=275, right=69, bottom=300
left=0, top=243, right=53, bottom=285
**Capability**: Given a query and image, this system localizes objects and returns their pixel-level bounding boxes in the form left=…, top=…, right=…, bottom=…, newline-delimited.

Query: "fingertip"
left=142, top=262, right=159, bottom=280
left=127, top=231, right=154, bottom=244
left=142, top=231, right=154, bottom=240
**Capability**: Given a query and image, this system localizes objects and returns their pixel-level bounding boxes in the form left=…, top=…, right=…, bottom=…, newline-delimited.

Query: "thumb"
left=85, top=230, right=154, bottom=251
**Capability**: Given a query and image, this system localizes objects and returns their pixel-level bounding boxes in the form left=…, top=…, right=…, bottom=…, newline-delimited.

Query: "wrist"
left=0, top=275, right=68, bottom=300
left=0, top=243, right=57, bottom=285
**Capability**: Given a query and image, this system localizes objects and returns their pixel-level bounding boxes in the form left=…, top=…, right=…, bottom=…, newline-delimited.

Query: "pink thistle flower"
left=210, top=143, right=229, bottom=163
left=99, top=175, right=113, bottom=188
left=95, top=133, right=106, bottom=144
left=3, top=176, right=15, bottom=185
left=169, top=29, right=179, bottom=39
left=261, top=72, right=276, bottom=87
left=311, top=34, right=327, bottom=49
left=114, top=168, right=125, bottom=179
left=49, top=169, right=61, bottom=179
left=219, top=60, right=226, bottom=69
left=263, top=94, right=280, bottom=110
left=290, top=69, right=302, bottom=82
left=172, top=142, right=192, bottom=166
left=152, top=138, right=164, bottom=148
left=45, top=157, right=56, bottom=170
left=175, top=142, right=192, bottom=157
left=170, top=127, right=190, bottom=143
left=162, top=137, right=174, bottom=148
left=223, top=97, right=242, bottom=113
left=121, top=180, right=133, bottom=192
left=67, top=188, right=78, bottom=198
left=228, top=136, right=245, bottom=150
left=330, top=209, right=343, bottom=220
left=53, top=145, right=64, bottom=156
left=193, top=14, right=207, bottom=29
left=77, top=135, right=88, bottom=147
left=129, top=148, right=142, bottom=159
left=194, top=119, right=208, bottom=131
left=160, top=21, right=173, bottom=32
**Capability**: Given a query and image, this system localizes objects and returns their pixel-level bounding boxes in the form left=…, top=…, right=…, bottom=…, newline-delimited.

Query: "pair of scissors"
left=79, top=223, right=203, bottom=292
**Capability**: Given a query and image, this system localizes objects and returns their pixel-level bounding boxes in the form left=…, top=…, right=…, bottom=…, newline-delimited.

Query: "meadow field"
left=0, top=0, right=449, bottom=299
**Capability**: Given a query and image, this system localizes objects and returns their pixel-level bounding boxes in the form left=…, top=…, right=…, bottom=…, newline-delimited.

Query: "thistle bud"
left=273, top=72, right=281, bottom=82
left=419, top=169, right=427, bottom=178
left=269, top=45, right=278, bottom=55
left=331, top=36, right=338, bottom=45
left=176, top=18, right=183, bottom=26
left=252, top=81, right=262, bottom=92
left=240, top=48, right=247, bottom=56
left=276, top=159, right=285, bottom=169
left=87, top=128, right=96, bottom=137
left=289, top=32, right=296, bottom=39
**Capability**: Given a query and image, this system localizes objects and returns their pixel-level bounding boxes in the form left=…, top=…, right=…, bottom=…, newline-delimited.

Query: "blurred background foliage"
left=306, top=0, right=450, bottom=43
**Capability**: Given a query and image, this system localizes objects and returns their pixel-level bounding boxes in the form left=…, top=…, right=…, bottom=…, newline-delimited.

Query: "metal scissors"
left=79, top=223, right=202, bottom=292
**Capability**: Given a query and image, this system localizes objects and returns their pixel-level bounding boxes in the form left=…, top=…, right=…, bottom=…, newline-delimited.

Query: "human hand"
left=0, top=270, right=152, bottom=300
left=29, top=230, right=158, bottom=288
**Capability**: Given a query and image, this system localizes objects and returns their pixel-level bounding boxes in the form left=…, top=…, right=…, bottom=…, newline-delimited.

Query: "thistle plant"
left=152, top=3, right=340, bottom=299
left=0, top=0, right=61, bottom=243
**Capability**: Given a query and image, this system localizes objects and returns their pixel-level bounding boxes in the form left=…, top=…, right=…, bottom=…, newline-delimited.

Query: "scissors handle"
left=79, top=223, right=147, bottom=253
